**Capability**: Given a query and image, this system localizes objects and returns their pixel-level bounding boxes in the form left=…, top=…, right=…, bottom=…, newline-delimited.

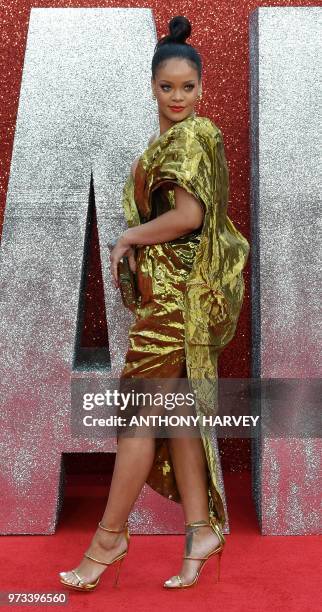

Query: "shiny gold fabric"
left=120, top=114, right=250, bottom=528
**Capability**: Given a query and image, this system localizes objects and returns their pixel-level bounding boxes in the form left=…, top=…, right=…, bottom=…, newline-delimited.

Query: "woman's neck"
left=158, top=110, right=196, bottom=135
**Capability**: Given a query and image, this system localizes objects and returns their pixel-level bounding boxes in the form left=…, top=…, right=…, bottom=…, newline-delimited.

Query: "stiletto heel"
left=217, top=548, right=223, bottom=582
left=113, top=557, right=124, bottom=587
left=59, top=521, right=130, bottom=592
left=163, top=517, right=225, bottom=589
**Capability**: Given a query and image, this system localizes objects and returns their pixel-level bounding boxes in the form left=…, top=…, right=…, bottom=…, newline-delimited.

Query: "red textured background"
left=0, top=1, right=315, bottom=471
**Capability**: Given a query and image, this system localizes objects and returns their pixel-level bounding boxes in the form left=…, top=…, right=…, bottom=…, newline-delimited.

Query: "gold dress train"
left=119, top=114, right=249, bottom=529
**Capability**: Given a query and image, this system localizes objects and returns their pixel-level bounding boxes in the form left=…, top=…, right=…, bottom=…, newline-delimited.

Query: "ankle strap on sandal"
left=185, top=520, right=210, bottom=529
left=98, top=520, right=128, bottom=533
left=185, top=518, right=225, bottom=546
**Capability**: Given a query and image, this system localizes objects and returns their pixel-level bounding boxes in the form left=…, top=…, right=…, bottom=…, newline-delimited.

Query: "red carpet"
left=1, top=471, right=320, bottom=612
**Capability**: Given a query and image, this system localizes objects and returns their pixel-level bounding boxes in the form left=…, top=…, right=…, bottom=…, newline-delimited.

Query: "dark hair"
left=151, top=16, right=202, bottom=81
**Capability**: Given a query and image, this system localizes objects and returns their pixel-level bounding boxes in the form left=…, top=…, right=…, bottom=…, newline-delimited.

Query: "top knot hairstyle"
left=151, top=16, right=202, bottom=81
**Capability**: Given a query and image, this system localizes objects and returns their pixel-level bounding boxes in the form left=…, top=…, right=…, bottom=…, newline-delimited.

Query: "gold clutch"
left=117, top=255, right=138, bottom=313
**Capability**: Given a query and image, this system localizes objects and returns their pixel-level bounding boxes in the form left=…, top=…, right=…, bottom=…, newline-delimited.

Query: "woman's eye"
left=160, top=84, right=195, bottom=92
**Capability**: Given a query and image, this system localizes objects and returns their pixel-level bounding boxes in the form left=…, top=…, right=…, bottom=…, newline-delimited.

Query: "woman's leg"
left=166, top=436, right=221, bottom=584
left=101, top=435, right=155, bottom=527
left=169, top=436, right=209, bottom=523
left=60, top=436, right=155, bottom=585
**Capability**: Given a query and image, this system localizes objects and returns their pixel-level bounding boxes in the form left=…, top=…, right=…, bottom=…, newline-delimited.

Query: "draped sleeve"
left=134, top=118, right=214, bottom=220
left=133, top=115, right=249, bottom=353
left=121, top=173, right=141, bottom=228
left=125, top=116, right=250, bottom=361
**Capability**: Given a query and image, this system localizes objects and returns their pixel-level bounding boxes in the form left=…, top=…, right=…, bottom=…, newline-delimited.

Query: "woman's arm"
left=124, top=186, right=204, bottom=244
left=110, top=185, right=204, bottom=287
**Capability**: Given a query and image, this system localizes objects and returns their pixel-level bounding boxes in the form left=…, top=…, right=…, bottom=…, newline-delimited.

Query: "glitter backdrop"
left=250, top=7, right=321, bottom=534
left=2, top=7, right=226, bottom=534
left=0, top=0, right=317, bottom=473
left=0, top=2, right=319, bottom=533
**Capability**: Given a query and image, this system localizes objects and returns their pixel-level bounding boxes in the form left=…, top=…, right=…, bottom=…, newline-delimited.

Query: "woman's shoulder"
left=148, top=131, right=159, bottom=147
left=166, top=115, right=223, bottom=152
left=140, top=115, right=223, bottom=169
left=192, top=115, right=223, bottom=141
left=172, top=115, right=223, bottom=158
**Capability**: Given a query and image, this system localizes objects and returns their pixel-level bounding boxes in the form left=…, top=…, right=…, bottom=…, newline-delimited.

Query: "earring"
left=152, top=93, right=156, bottom=100
left=198, top=90, right=203, bottom=100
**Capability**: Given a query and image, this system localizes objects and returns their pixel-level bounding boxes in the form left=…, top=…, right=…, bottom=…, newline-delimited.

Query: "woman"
left=59, top=15, right=249, bottom=591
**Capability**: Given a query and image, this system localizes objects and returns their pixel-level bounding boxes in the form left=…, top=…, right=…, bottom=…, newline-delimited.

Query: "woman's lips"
left=169, top=106, right=185, bottom=112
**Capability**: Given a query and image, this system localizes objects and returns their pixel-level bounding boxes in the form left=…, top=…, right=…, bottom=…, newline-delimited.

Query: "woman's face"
left=152, top=57, right=201, bottom=123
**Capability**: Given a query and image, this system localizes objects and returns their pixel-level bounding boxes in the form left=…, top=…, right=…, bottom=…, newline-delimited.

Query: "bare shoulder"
left=131, top=156, right=140, bottom=179
left=130, top=132, right=159, bottom=178
left=148, top=131, right=159, bottom=146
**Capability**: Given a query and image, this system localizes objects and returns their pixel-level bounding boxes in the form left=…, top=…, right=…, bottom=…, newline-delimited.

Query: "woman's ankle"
left=95, top=528, right=126, bottom=550
left=99, top=518, right=128, bottom=531
left=185, top=517, right=209, bottom=527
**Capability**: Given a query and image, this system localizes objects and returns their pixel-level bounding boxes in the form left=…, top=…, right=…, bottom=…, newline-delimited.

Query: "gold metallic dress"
left=119, top=114, right=249, bottom=528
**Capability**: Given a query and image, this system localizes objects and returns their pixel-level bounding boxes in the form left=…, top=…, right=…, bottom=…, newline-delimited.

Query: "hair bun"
left=159, top=15, right=192, bottom=46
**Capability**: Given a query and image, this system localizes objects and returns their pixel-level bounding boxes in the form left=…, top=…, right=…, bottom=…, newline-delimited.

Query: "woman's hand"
left=109, top=185, right=204, bottom=288
left=109, top=234, right=136, bottom=289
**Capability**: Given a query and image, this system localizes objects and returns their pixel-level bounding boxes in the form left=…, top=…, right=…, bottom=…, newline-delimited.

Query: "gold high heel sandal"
left=59, top=520, right=130, bottom=592
left=163, top=517, right=225, bottom=589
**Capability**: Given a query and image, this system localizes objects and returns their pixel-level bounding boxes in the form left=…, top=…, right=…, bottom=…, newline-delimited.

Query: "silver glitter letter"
left=250, top=7, right=321, bottom=534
